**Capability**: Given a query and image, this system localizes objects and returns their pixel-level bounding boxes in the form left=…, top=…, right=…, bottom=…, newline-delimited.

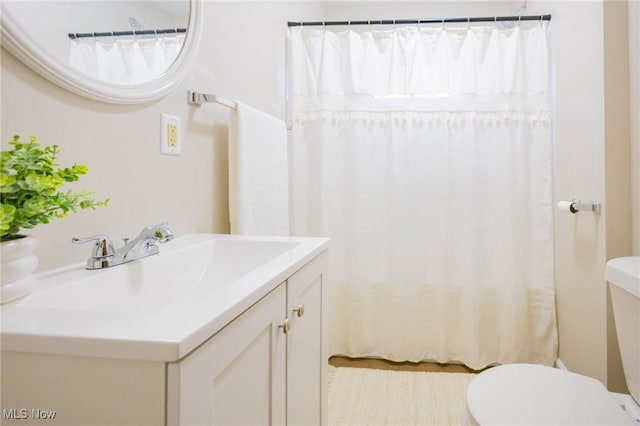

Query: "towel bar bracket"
left=187, top=90, right=237, bottom=109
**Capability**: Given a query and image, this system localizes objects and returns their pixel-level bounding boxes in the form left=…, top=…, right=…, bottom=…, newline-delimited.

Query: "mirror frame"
left=0, top=0, right=202, bottom=104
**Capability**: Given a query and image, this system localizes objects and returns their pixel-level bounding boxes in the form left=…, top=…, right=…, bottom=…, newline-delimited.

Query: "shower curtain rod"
left=68, top=28, right=186, bottom=40
left=287, top=14, right=551, bottom=27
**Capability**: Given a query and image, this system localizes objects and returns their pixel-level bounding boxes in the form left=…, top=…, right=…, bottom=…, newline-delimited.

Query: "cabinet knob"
left=293, top=304, right=305, bottom=317
left=279, top=318, right=290, bottom=334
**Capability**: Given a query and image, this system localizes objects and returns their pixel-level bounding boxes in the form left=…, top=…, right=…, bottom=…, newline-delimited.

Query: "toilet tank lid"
left=606, top=257, right=640, bottom=297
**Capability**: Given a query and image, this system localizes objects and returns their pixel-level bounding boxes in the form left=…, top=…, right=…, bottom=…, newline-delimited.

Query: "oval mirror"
left=0, top=0, right=202, bottom=104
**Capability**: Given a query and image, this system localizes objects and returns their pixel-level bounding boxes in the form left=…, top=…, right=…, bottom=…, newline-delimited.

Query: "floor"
left=327, top=357, right=478, bottom=425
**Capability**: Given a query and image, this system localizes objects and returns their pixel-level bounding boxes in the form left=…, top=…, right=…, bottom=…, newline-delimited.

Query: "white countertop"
left=1, top=234, right=329, bottom=362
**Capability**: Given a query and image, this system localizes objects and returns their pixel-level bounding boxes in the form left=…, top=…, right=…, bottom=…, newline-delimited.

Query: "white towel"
left=228, top=102, right=290, bottom=236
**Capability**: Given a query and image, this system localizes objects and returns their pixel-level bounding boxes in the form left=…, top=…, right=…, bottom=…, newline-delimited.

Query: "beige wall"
left=604, top=0, right=631, bottom=393
left=630, top=0, right=640, bottom=255
left=1, top=0, right=636, bottom=390
left=531, top=0, right=607, bottom=385
left=526, top=0, right=633, bottom=390
left=1, top=1, right=323, bottom=271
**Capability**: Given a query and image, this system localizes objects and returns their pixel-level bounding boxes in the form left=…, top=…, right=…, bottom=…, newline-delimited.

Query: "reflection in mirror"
left=68, top=30, right=186, bottom=85
left=4, top=1, right=189, bottom=86
left=1, top=0, right=200, bottom=103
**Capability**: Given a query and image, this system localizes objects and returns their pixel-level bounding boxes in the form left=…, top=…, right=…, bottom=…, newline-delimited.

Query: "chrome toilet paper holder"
left=558, top=199, right=602, bottom=215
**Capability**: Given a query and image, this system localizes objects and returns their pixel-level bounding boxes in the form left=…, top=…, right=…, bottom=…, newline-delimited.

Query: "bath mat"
left=328, top=365, right=475, bottom=426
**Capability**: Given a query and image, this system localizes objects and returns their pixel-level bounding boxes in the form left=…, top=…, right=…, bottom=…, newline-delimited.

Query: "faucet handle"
left=71, top=235, right=115, bottom=258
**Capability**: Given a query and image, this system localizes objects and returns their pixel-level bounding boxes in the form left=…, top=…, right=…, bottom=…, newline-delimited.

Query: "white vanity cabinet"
left=167, top=252, right=328, bottom=426
left=1, top=235, right=328, bottom=426
left=286, top=252, right=328, bottom=426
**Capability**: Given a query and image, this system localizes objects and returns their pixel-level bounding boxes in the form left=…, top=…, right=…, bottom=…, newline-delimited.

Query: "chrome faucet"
left=72, top=223, right=174, bottom=270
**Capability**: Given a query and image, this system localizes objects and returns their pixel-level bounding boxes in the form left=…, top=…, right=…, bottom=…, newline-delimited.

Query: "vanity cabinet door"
left=167, top=283, right=287, bottom=426
left=286, top=252, right=328, bottom=426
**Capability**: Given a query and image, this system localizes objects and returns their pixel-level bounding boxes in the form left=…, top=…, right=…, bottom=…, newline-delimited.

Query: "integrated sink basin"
left=16, top=236, right=299, bottom=313
left=0, top=233, right=328, bottom=361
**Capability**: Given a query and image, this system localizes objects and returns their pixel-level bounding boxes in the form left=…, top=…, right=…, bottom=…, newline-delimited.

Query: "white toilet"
left=467, top=256, right=640, bottom=425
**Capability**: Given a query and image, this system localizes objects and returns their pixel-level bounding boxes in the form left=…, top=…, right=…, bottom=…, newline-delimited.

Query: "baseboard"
left=554, top=358, right=569, bottom=371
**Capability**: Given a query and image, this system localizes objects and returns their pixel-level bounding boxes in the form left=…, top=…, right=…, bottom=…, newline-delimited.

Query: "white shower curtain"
left=289, top=23, right=557, bottom=369
left=69, top=34, right=185, bottom=85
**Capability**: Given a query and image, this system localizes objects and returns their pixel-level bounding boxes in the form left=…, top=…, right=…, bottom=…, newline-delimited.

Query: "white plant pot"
left=1, top=235, right=38, bottom=304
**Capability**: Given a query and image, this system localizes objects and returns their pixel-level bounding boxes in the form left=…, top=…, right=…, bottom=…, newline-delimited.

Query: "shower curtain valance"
left=290, top=25, right=550, bottom=121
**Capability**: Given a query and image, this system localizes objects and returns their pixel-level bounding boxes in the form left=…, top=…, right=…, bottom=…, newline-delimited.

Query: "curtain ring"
left=441, top=18, right=445, bottom=30
left=467, top=17, right=471, bottom=30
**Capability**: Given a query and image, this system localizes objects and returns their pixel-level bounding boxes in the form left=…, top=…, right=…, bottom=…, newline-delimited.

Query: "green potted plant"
left=0, top=135, right=108, bottom=302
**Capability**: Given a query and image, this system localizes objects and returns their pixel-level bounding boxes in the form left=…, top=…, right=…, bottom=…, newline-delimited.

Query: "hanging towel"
left=228, top=102, right=290, bottom=236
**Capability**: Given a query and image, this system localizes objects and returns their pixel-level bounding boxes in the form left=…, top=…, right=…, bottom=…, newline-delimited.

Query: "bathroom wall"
left=603, top=0, right=632, bottom=393
left=2, top=0, right=635, bottom=391
left=0, top=1, right=324, bottom=271
left=320, top=1, right=513, bottom=22
left=630, top=0, right=640, bottom=256
left=525, top=0, right=632, bottom=391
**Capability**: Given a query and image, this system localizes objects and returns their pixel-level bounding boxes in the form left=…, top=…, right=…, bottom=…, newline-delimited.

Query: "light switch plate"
left=161, top=113, right=182, bottom=155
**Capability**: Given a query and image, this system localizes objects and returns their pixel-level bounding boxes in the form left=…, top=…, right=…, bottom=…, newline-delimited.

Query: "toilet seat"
left=467, top=364, right=634, bottom=425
